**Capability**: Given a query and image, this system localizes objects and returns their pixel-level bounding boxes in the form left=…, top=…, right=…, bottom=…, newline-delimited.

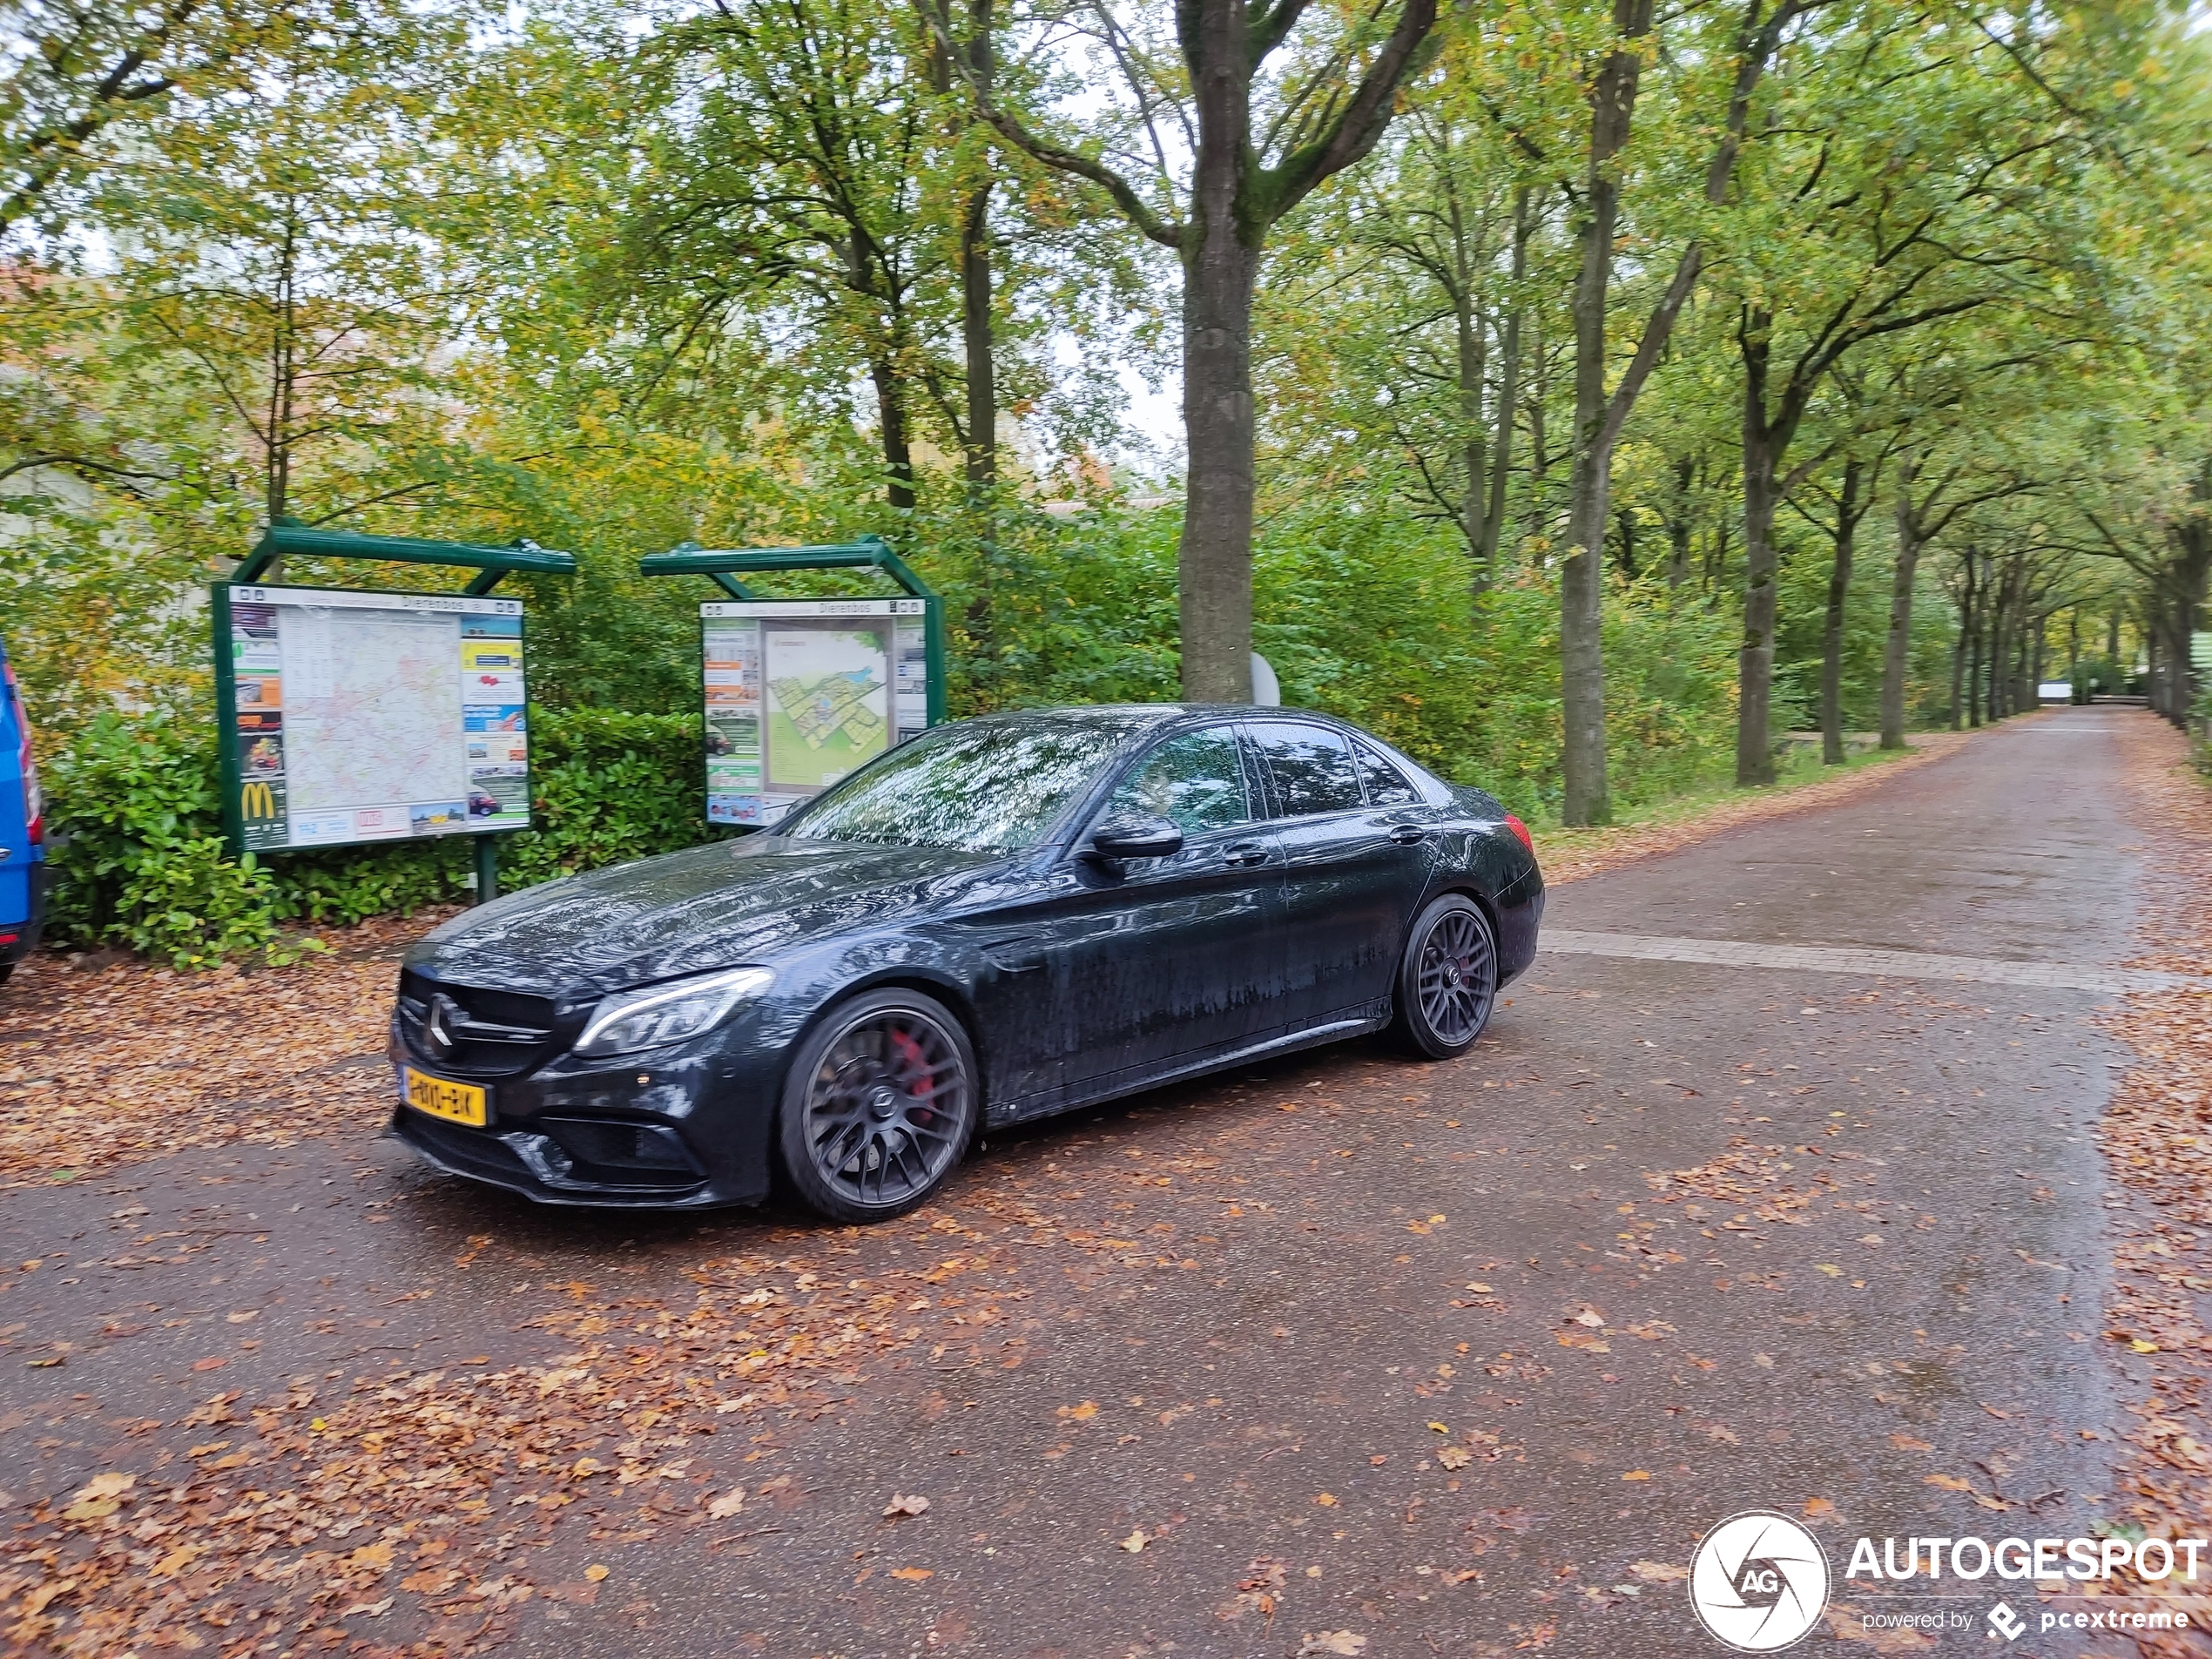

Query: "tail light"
left=1502, top=813, right=1534, bottom=855
left=4, top=663, right=37, bottom=845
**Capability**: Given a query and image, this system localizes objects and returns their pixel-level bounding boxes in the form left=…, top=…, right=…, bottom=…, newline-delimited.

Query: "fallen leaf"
left=708, top=1489, right=745, bottom=1520
left=583, top=1564, right=610, bottom=1581
left=1567, top=1304, right=1606, bottom=1327
left=883, top=1493, right=930, bottom=1518
left=1817, top=1264, right=1843, bottom=1277
left=68, top=1472, right=134, bottom=1503
left=191, top=1356, right=226, bottom=1372
left=1621, top=1470, right=1652, bottom=1481
left=1300, top=1633, right=1368, bottom=1656
left=341, top=1596, right=394, bottom=1618
left=1313, top=1493, right=1338, bottom=1507
left=1437, top=1447, right=1473, bottom=1470
left=1057, top=1400, right=1099, bottom=1422
left=1803, top=1497, right=1836, bottom=1519
left=1923, top=1474, right=1972, bottom=1492
left=1629, top=1561, right=1687, bottom=1582
left=1121, top=1530, right=1149, bottom=1552
left=889, top=1566, right=934, bottom=1581
left=348, top=1541, right=395, bottom=1570
left=1426, top=1421, right=1450, bottom=1433
left=1889, top=1434, right=1933, bottom=1452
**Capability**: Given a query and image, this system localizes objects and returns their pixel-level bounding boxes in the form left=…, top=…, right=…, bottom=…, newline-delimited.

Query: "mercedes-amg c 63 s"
left=390, top=705, right=1542, bottom=1222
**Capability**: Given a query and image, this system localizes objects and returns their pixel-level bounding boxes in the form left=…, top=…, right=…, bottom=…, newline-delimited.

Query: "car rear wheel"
left=777, top=988, right=978, bottom=1224
left=1391, top=894, right=1497, bottom=1059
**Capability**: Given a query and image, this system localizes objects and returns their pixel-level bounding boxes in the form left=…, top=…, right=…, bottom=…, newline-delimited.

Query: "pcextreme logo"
left=1689, top=1511, right=1831, bottom=1652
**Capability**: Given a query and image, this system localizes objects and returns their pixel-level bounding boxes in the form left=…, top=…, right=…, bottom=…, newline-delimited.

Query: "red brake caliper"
left=888, top=1027, right=931, bottom=1115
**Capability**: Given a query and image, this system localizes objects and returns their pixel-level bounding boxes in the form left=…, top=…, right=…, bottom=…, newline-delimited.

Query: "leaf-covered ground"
left=2095, top=718, right=2212, bottom=1656
left=4, top=711, right=2186, bottom=1659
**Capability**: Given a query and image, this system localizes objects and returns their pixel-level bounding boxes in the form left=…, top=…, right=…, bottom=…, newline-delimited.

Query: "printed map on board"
left=280, top=607, right=467, bottom=811
left=763, top=628, right=888, bottom=789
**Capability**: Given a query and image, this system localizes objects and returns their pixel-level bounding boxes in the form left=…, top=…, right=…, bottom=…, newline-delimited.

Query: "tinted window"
left=1355, top=739, right=1422, bottom=806
left=780, top=720, right=1130, bottom=852
left=1251, top=722, right=1364, bottom=818
left=1106, top=727, right=1251, bottom=835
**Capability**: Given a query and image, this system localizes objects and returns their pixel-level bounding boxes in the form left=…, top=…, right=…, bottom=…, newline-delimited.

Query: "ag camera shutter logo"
left=1689, top=1511, right=1831, bottom=1651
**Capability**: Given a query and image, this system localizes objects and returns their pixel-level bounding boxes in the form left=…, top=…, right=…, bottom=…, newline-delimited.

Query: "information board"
left=701, top=597, right=931, bottom=826
left=214, top=583, right=530, bottom=853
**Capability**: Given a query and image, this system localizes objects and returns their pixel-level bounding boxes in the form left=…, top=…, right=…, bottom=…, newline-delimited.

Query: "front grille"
left=396, top=970, right=563, bottom=1078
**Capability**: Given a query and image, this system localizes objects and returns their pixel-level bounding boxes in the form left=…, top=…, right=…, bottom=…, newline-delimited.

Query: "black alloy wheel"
left=1392, top=894, right=1498, bottom=1059
left=778, top=987, right=978, bottom=1223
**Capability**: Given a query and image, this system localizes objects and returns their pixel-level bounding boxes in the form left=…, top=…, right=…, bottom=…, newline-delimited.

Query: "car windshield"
left=778, top=718, right=1136, bottom=852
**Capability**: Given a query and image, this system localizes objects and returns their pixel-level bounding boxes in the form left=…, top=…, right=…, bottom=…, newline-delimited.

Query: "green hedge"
left=44, top=705, right=713, bottom=968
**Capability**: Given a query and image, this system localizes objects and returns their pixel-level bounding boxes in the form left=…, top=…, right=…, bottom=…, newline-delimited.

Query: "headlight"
left=575, top=966, right=773, bottom=1056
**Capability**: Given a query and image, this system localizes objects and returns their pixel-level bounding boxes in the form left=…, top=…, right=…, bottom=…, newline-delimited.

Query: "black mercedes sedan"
left=390, top=705, right=1543, bottom=1222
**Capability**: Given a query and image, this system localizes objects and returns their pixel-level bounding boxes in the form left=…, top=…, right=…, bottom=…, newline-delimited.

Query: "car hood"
left=406, top=836, right=1008, bottom=998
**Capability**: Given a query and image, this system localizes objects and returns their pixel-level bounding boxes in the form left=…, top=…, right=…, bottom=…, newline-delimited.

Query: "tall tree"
left=1554, top=0, right=1816, bottom=823
left=958, top=0, right=1446, bottom=698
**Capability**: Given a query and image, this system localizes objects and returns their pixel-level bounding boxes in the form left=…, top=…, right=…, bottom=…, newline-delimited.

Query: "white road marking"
left=1539, top=930, right=2204, bottom=995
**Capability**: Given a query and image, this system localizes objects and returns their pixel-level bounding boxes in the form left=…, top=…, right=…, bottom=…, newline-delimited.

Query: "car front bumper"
left=388, top=1008, right=792, bottom=1210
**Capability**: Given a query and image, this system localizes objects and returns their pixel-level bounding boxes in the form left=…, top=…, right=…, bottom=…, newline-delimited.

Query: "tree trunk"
left=1878, top=467, right=1921, bottom=749
left=1178, top=0, right=1260, bottom=705
left=869, top=353, right=918, bottom=511
left=1559, top=0, right=1653, bottom=826
left=1735, top=307, right=1778, bottom=786
left=962, top=0, right=996, bottom=494
left=961, top=184, right=995, bottom=491
left=1666, top=456, right=1694, bottom=588
left=2000, top=566, right=2017, bottom=721
left=1456, top=287, right=1488, bottom=572
left=1946, top=583, right=1967, bottom=731
left=1477, top=186, right=1529, bottom=583
left=1818, top=457, right=1863, bottom=765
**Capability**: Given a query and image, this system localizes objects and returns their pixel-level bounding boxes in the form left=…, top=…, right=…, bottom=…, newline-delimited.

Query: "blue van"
left=0, top=640, right=44, bottom=982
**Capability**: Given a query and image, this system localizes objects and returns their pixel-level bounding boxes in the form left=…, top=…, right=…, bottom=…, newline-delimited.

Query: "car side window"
left=1354, top=739, right=1422, bottom=806
left=1251, top=721, right=1364, bottom=818
left=1104, top=726, right=1252, bottom=835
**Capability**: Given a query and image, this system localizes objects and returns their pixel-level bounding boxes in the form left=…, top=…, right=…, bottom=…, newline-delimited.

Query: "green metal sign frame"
left=638, top=535, right=948, bottom=828
left=212, top=517, right=577, bottom=901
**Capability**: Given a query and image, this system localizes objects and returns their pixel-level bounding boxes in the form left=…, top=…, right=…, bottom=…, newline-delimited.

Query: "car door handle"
left=1387, top=824, right=1431, bottom=845
left=1222, top=841, right=1271, bottom=867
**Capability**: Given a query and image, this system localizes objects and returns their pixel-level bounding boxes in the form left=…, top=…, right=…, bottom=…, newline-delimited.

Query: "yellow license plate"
left=403, top=1067, right=487, bottom=1127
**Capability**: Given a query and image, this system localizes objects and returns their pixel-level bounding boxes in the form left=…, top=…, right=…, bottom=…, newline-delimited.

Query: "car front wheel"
left=1391, top=894, right=1498, bottom=1059
left=777, top=987, right=979, bottom=1224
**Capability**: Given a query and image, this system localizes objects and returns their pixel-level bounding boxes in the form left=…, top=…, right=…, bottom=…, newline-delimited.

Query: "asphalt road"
left=1, top=708, right=2155, bottom=1657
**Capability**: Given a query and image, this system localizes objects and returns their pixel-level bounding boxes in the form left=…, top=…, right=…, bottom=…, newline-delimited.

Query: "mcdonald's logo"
left=240, top=781, right=280, bottom=820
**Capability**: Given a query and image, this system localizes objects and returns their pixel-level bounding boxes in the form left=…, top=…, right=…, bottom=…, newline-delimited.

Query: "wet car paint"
left=391, top=705, right=1543, bottom=1209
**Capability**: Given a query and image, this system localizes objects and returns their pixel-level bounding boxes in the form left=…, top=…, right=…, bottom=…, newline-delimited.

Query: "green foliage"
left=39, top=708, right=300, bottom=969
left=42, top=704, right=714, bottom=962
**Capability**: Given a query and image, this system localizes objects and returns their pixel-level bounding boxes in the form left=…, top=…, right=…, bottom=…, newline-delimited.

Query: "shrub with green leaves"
left=40, top=709, right=298, bottom=969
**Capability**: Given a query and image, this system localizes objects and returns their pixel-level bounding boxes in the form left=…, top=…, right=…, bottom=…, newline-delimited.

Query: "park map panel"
left=224, top=585, right=530, bottom=853
left=702, top=597, right=928, bottom=826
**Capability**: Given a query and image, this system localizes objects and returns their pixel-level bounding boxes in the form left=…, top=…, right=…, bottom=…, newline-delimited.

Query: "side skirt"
left=985, top=1010, right=1391, bottom=1130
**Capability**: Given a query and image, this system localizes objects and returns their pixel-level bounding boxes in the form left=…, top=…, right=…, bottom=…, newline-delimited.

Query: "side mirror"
left=1088, top=812, right=1184, bottom=860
